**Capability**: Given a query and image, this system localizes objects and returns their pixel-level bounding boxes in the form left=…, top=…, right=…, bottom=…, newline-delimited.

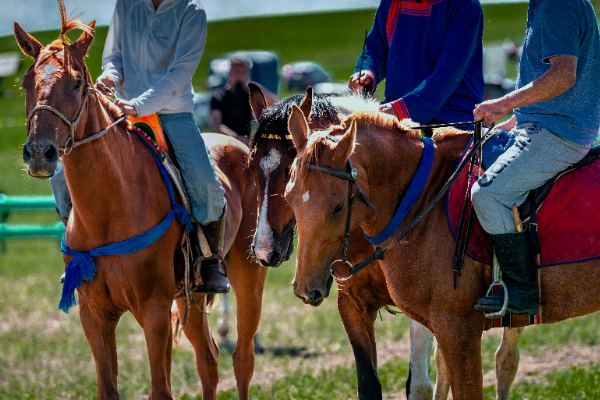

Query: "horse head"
left=247, top=84, right=341, bottom=267
left=285, top=106, right=372, bottom=306
left=15, top=4, right=95, bottom=179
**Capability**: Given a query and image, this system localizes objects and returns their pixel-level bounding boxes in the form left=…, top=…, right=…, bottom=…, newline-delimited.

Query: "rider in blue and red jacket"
left=349, top=0, right=484, bottom=128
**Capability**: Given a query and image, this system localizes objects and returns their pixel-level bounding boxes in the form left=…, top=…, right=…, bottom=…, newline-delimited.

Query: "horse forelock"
left=248, top=92, right=339, bottom=164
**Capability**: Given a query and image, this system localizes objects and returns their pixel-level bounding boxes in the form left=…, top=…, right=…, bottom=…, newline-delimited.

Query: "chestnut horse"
left=285, top=107, right=600, bottom=399
left=248, top=86, right=524, bottom=399
left=15, top=12, right=264, bottom=399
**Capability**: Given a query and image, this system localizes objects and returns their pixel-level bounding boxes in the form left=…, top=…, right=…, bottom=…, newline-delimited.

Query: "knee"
left=471, top=180, right=491, bottom=211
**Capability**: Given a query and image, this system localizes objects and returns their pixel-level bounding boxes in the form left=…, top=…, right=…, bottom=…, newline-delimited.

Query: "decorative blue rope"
left=59, top=133, right=192, bottom=313
left=366, top=137, right=435, bottom=246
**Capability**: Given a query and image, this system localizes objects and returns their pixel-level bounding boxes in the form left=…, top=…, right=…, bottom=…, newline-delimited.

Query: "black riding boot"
left=192, top=209, right=231, bottom=295
left=475, top=231, right=539, bottom=315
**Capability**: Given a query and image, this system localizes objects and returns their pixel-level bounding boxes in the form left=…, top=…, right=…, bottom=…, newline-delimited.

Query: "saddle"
left=447, top=133, right=600, bottom=267
left=130, top=114, right=171, bottom=156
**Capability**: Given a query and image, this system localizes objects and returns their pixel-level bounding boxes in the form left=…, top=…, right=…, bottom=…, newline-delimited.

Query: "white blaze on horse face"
left=254, top=148, right=282, bottom=261
left=302, top=191, right=310, bottom=202
left=41, top=62, right=59, bottom=94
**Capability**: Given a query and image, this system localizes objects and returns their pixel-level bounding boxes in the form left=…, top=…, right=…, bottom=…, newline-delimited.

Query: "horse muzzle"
left=23, top=140, right=59, bottom=179
left=292, top=274, right=333, bottom=307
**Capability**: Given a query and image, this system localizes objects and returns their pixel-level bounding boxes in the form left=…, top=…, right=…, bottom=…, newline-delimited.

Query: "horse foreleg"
left=433, top=345, right=451, bottom=400
left=140, top=297, right=175, bottom=400
left=433, top=320, right=484, bottom=400
left=495, top=327, right=524, bottom=400
left=79, top=297, right=121, bottom=400
left=175, top=296, right=219, bottom=400
left=337, top=292, right=381, bottom=400
left=407, top=319, right=434, bottom=400
left=227, top=258, right=268, bottom=400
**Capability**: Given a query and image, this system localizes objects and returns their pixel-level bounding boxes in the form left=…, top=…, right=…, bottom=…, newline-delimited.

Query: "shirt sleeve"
left=130, top=7, right=207, bottom=117
left=392, top=0, right=483, bottom=124
left=541, top=4, right=582, bottom=63
left=100, top=0, right=124, bottom=84
left=353, top=0, right=390, bottom=92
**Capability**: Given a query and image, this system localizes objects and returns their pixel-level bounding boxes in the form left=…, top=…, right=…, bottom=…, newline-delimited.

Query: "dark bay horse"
left=285, top=107, right=600, bottom=399
left=15, top=11, right=264, bottom=399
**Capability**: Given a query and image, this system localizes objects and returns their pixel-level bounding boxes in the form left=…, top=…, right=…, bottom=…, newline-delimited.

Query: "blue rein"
left=58, top=134, right=192, bottom=314
left=366, top=136, right=435, bottom=246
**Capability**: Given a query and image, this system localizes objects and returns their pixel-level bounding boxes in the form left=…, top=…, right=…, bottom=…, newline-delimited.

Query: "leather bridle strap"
left=24, top=65, right=126, bottom=155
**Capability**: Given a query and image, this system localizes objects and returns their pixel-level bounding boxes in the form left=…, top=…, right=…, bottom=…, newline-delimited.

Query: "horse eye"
left=73, top=80, right=82, bottom=90
left=332, top=203, right=344, bottom=215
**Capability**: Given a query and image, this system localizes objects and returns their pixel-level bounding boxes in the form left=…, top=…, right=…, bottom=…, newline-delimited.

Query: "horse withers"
left=283, top=107, right=581, bottom=399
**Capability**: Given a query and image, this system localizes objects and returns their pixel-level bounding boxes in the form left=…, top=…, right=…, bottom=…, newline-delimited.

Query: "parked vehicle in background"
left=313, top=82, right=350, bottom=96
left=483, top=41, right=520, bottom=101
left=282, top=61, right=331, bottom=92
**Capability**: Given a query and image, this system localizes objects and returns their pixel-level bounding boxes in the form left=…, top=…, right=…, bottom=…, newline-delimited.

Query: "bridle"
left=299, top=158, right=377, bottom=281
left=25, top=65, right=126, bottom=155
left=301, top=120, right=495, bottom=282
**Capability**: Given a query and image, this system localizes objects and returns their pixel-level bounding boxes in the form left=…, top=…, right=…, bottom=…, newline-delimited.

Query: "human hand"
left=95, top=75, right=115, bottom=97
left=114, top=99, right=137, bottom=117
left=473, top=97, right=512, bottom=126
left=348, top=71, right=373, bottom=92
left=379, top=103, right=398, bottom=118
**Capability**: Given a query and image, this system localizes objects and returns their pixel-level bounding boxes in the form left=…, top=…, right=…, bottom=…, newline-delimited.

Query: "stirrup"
left=483, top=279, right=509, bottom=318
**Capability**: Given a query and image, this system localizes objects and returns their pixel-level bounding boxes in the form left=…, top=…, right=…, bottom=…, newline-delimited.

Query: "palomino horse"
left=284, top=108, right=574, bottom=399
left=15, top=10, right=264, bottom=399
left=247, top=85, right=524, bottom=399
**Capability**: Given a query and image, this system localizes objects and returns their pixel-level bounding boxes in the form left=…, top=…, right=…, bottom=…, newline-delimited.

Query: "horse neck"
left=355, top=127, right=472, bottom=239
left=61, top=95, right=154, bottom=237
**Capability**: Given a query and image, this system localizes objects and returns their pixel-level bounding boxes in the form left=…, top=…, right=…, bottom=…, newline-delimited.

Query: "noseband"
left=25, top=66, right=126, bottom=155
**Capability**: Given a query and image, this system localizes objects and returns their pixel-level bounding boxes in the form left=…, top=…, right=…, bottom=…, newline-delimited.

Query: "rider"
left=348, top=0, right=484, bottom=132
left=472, top=0, right=600, bottom=315
left=51, top=0, right=230, bottom=295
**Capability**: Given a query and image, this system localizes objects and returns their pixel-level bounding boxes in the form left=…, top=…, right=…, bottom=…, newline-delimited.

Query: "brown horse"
left=285, top=106, right=600, bottom=399
left=15, top=11, right=264, bottom=399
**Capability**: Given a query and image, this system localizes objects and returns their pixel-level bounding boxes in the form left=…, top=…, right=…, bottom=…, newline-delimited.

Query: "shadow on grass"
left=218, top=339, right=317, bottom=358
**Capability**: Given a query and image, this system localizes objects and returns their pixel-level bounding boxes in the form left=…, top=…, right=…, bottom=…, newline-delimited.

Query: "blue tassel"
left=58, top=253, right=96, bottom=314
left=173, top=203, right=193, bottom=232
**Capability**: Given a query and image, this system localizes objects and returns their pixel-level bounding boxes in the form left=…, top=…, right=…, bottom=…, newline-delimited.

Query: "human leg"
left=472, top=125, right=590, bottom=314
left=159, top=113, right=229, bottom=294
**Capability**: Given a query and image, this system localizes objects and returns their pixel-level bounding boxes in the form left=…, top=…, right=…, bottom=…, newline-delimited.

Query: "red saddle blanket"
left=447, top=145, right=600, bottom=267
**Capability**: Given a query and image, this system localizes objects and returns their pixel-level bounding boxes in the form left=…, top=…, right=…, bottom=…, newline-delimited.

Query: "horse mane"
left=248, top=92, right=339, bottom=162
left=293, top=112, right=423, bottom=181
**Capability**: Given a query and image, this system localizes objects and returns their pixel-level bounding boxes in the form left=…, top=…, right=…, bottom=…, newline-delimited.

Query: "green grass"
left=3, top=4, right=600, bottom=399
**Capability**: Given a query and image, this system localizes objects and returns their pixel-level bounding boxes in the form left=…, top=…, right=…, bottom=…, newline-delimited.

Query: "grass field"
left=2, top=3, right=600, bottom=399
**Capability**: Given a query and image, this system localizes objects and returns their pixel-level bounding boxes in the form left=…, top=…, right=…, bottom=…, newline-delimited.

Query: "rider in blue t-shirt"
left=472, top=0, right=600, bottom=316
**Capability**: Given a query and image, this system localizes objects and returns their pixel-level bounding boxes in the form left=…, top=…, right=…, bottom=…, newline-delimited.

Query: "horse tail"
left=206, top=293, right=216, bottom=312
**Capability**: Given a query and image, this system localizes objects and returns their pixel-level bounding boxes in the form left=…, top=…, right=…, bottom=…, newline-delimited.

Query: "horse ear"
left=299, top=86, right=313, bottom=119
left=14, top=22, right=42, bottom=59
left=69, top=20, right=95, bottom=58
left=333, top=118, right=357, bottom=161
left=249, top=82, right=267, bottom=121
left=288, top=104, right=309, bottom=152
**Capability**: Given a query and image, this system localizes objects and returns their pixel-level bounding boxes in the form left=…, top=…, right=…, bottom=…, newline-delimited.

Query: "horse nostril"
left=268, top=249, right=280, bottom=264
left=44, top=144, right=59, bottom=163
left=22, top=143, right=32, bottom=163
left=308, top=290, right=323, bottom=305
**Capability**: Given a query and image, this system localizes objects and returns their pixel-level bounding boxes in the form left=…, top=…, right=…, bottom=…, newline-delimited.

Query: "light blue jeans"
left=50, top=112, right=225, bottom=225
left=471, top=124, right=591, bottom=235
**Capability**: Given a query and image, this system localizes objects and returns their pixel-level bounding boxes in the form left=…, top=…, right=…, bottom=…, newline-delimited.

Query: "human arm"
left=474, top=56, right=577, bottom=125
left=348, top=1, right=389, bottom=93
left=129, top=7, right=207, bottom=117
left=96, top=0, right=124, bottom=95
left=388, top=1, right=483, bottom=123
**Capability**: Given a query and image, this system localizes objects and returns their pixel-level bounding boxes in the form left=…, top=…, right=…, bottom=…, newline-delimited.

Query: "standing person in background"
left=349, top=0, right=485, bottom=131
left=52, top=0, right=231, bottom=294
left=211, top=57, right=253, bottom=146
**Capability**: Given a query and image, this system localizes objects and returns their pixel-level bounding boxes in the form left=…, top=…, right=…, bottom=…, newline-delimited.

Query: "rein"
left=304, top=120, right=495, bottom=281
left=25, top=66, right=126, bottom=155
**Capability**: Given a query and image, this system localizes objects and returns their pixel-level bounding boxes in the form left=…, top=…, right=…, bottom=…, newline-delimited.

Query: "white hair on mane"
left=329, top=93, right=380, bottom=117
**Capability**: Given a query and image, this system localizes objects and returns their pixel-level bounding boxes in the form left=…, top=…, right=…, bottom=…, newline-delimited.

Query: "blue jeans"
left=471, top=124, right=590, bottom=235
left=50, top=113, right=225, bottom=225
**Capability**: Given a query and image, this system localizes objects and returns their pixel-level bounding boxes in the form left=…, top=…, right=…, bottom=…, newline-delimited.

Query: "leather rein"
left=25, top=66, right=126, bottom=155
left=303, top=120, right=495, bottom=282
